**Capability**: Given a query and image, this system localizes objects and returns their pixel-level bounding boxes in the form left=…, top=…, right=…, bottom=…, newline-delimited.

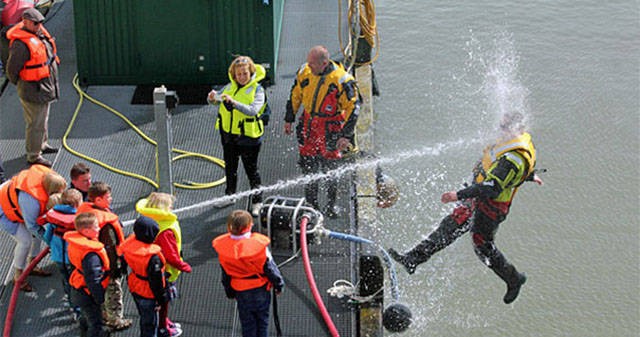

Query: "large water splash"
left=466, top=31, right=532, bottom=142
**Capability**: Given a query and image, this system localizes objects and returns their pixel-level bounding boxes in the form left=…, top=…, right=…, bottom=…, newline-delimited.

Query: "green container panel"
left=74, top=0, right=284, bottom=86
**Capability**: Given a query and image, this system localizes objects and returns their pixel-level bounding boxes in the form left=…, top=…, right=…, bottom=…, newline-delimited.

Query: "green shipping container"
left=73, top=0, right=284, bottom=86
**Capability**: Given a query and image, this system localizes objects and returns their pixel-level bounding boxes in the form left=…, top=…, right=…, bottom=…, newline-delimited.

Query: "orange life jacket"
left=118, top=234, right=166, bottom=299
left=0, top=165, right=52, bottom=222
left=6, top=22, right=59, bottom=81
left=44, top=208, right=76, bottom=236
left=76, top=202, right=125, bottom=244
left=212, top=233, right=271, bottom=291
left=65, top=231, right=110, bottom=294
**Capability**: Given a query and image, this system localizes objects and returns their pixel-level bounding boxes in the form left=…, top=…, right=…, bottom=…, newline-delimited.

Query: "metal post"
left=153, top=86, right=176, bottom=194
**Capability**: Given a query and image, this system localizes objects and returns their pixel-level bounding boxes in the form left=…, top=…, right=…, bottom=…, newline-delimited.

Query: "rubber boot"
left=388, top=247, right=429, bottom=275
left=492, top=261, right=526, bottom=304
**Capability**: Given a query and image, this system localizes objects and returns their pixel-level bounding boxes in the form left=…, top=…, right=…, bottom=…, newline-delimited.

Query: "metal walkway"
left=0, top=1, right=362, bottom=336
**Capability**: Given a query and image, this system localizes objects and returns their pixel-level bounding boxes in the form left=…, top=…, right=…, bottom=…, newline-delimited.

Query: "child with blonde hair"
left=136, top=192, right=191, bottom=337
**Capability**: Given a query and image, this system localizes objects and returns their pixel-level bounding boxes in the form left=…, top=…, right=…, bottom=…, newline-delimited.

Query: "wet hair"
left=87, top=181, right=111, bottom=201
left=61, top=188, right=83, bottom=208
left=226, top=210, right=253, bottom=236
left=46, top=193, right=62, bottom=210
left=75, top=212, right=98, bottom=230
left=228, top=56, right=256, bottom=82
left=43, top=172, right=67, bottom=195
left=145, top=192, right=175, bottom=211
left=500, top=112, right=526, bottom=134
left=70, top=162, right=90, bottom=180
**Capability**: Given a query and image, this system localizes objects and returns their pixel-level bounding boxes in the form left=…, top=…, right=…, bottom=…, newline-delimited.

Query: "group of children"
left=42, top=180, right=188, bottom=337
left=38, top=163, right=284, bottom=337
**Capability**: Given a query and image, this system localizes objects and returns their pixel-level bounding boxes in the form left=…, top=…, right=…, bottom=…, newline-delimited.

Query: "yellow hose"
left=63, top=74, right=226, bottom=190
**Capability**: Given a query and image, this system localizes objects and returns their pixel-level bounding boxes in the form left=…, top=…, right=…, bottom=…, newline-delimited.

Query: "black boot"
left=491, top=260, right=527, bottom=304
left=388, top=241, right=434, bottom=275
left=388, top=248, right=419, bottom=274
left=503, top=272, right=527, bottom=304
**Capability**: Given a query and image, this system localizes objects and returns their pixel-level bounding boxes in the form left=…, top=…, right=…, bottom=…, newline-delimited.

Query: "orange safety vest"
left=0, top=165, right=52, bottom=222
left=44, top=208, right=76, bottom=236
left=6, top=22, right=59, bottom=81
left=77, top=202, right=125, bottom=244
left=118, top=234, right=166, bottom=299
left=65, top=231, right=110, bottom=294
left=212, top=233, right=271, bottom=291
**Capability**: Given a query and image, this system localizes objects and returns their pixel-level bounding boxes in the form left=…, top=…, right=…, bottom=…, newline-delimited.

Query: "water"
left=371, top=1, right=639, bottom=336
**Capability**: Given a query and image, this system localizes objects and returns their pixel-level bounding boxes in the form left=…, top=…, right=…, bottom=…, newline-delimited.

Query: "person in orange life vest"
left=43, top=188, right=83, bottom=317
left=77, top=181, right=132, bottom=331
left=389, top=113, right=544, bottom=304
left=284, top=45, right=361, bottom=218
left=0, top=164, right=66, bottom=291
left=6, top=8, right=60, bottom=167
left=118, top=216, right=172, bottom=337
left=136, top=192, right=190, bottom=336
left=70, top=162, right=92, bottom=201
left=65, top=212, right=111, bottom=337
left=212, top=210, right=284, bottom=337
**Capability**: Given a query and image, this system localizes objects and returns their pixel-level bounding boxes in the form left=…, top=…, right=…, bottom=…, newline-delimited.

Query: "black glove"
left=223, top=100, right=234, bottom=111
left=260, top=114, right=270, bottom=126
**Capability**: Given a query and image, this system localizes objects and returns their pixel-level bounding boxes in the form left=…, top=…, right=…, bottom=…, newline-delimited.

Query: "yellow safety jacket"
left=216, top=64, right=267, bottom=139
left=474, top=132, right=536, bottom=204
left=286, top=60, right=359, bottom=159
left=136, top=198, right=183, bottom=282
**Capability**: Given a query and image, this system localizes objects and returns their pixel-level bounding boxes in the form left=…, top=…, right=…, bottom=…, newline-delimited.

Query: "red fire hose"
left=3, top=247, right=50, bottom=337
left=299, top=215, right=340, bottom=337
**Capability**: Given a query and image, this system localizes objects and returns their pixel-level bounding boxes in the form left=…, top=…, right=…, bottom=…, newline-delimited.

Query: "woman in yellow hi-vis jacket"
left=207, top=56, right=270, bottom=217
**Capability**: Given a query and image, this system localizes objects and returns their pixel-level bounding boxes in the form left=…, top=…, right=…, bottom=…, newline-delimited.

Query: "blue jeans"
left=133, top=294, right=159, bottom=337
left=71, top=288, right=108, bottom=337
left=236, top=286, right=271, bottom=337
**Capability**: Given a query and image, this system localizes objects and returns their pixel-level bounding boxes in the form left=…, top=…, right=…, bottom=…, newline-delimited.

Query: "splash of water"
left=173, top=138, right=475, bottom=215
left=465, top=31, right=532, bottom=142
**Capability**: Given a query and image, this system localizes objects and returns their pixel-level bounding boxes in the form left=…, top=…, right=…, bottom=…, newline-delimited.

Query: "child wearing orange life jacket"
left=136, top=192, right=190, bottom=337
left=65, top=212, right=110, bottom=337
left=212, top=210, right=284, bottom=337
left=118, top=216, right=171, bottom=337
left=43, top=188, right=83, bottom=319
left=77, top=181, right=132, bottom=331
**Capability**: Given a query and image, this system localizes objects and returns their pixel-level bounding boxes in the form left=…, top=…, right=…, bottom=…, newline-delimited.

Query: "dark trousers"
left=133, top=294, right=159, bottom=337
left=222, top=142, right=262, bottom=203
left=71, top=288, right=109, bottom=337
left=298, top=155, right=340, bottom=209
left=56, top=262, right=80, bottom=313
left=470, top=210, right=521, bottom=285
left=236, top=286, right=271, bottom=337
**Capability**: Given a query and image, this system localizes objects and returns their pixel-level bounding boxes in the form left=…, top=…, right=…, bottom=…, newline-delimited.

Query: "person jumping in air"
left=389, top=112, right=543, bottom=304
